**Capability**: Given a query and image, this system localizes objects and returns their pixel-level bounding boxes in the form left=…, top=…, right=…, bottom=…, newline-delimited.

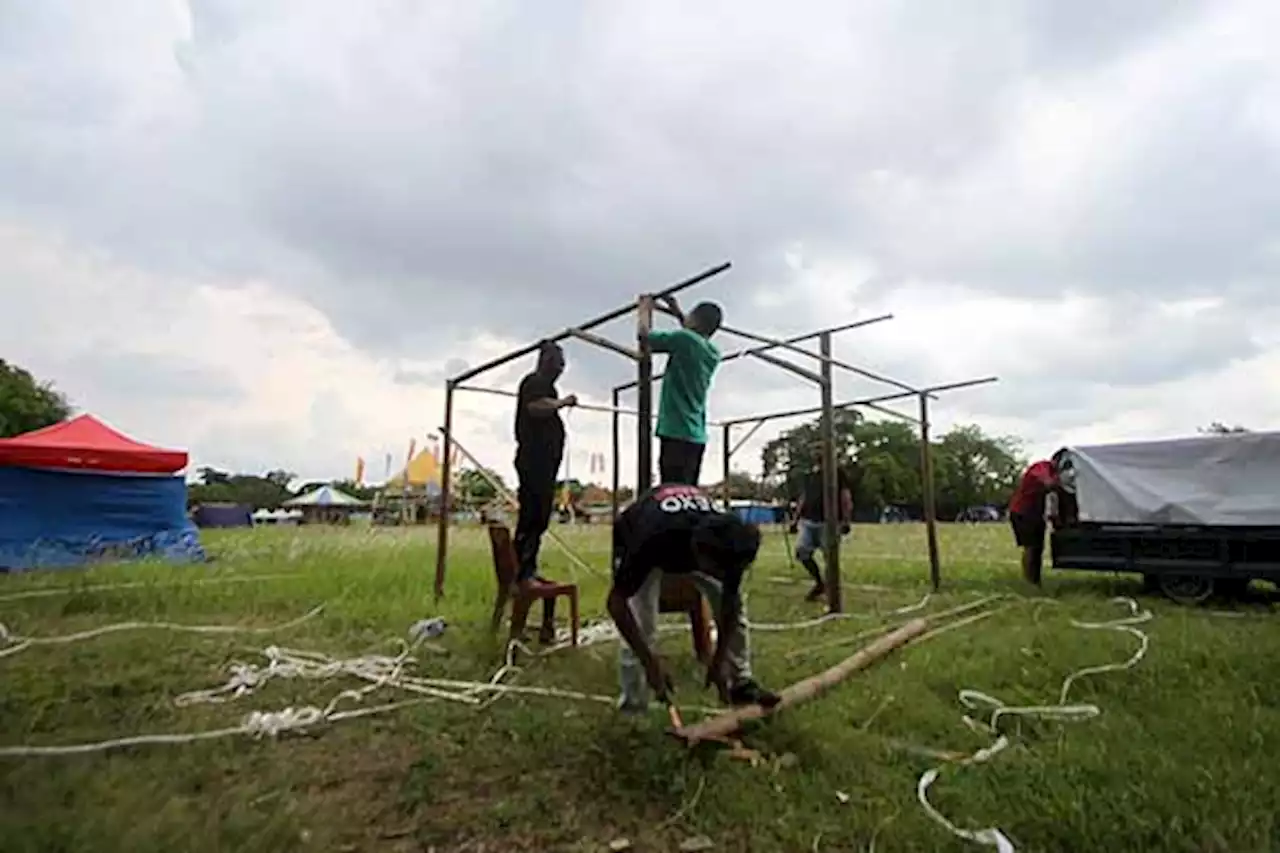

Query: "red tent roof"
left=0, top=414, right=188, bottom=474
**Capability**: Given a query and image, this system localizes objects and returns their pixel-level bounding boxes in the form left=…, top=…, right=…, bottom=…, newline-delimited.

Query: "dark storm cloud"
left=1, top=0, right=1273, bottom=401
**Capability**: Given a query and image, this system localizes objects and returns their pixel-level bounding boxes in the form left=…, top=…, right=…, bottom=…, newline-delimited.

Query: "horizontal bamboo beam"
left=718, top=377, right=999, bottom=427
left=747, top=349, right=824, bottom=385
left=612, top=315, right=894, bottom=394
left=718, top=323, right=932, bottom=398
left=564, top=327, right=641, bottom=361
left=453, top=384, right=728, bottom=426
left=449, top=262, right=731, bottom=385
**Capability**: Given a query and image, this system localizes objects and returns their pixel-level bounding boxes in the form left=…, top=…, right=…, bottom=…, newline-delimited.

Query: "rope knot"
left=243, top=706, right=324, bottom=738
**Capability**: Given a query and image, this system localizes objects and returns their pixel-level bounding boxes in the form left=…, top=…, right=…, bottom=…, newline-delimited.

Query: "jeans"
left=618, top=569, right=752, bottom=713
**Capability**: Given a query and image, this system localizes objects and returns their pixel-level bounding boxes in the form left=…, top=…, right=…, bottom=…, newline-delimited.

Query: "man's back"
left=799, top=469, right=851, bottom=522
left=514, top=371, right=564, bottom=461
left=648, top=328, right=721, bottom=444
left=614, top=484, right=719, bottom=581
left=1009, top=460, right=1054, bottom=517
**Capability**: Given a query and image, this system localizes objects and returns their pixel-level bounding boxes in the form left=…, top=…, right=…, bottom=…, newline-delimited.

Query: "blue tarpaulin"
left=0, top=466, right=206, bottom=572
left=192, top=503, right=253, bottom=528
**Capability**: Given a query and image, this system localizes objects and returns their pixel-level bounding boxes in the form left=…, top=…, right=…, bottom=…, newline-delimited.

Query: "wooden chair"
left=659, top=575, right=715, bottom=666
left=487, top=523, right=579, bottom=647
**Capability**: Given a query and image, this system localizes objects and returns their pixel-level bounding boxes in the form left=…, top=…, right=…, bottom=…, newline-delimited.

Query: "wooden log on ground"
left=673, top=617, right=930, bottom=745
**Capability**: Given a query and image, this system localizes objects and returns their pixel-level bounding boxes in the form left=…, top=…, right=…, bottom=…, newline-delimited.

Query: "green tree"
left=711, top=470, right=763, bottom=499
left=932, top=424, right=1024, bottom=517
left=761, top=409, right=862, bottom=499
left=0, top=359, right=72, bottom=438
left=457, top=467, right=505, bottom=504
left=330, top=478, right=379, bottom=502
left=761, top=409, right=1027, bottom=517
left=188, top=469, right=296, bottom=509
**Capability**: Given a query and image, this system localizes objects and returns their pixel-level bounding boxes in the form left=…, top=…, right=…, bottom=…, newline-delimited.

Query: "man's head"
left=683, top=301, right=724, bottom=337
left=691, top=512, right=761, bottom=601
left=536, top=341, right=566, bottom=380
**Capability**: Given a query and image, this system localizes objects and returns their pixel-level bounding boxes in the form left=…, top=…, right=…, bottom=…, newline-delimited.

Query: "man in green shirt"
left=644, top=295, right=724, bottom=485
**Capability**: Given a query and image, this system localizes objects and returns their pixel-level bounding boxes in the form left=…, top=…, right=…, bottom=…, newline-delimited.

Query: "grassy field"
left=1, top=522, right=1279, bottom=853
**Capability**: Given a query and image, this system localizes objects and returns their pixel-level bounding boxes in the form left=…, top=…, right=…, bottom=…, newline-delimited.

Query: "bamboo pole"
left=673, top=617, right=929, bottom=744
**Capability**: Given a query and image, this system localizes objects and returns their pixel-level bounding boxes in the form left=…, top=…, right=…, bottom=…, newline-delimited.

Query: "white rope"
left=892, top=592, right=932, bottom=614
left=0, top=573, right=306, bottom=604
left=748, top=612, right=860, bottom=632
left=916, top=597, right=1153, bottom=852
left=0, top=605, right=326, bottom=661
left=0, top=692, right=435, bottom=757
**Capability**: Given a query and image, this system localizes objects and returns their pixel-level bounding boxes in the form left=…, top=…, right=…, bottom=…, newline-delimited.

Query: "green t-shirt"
left=649, top=327, right=721, bottom=445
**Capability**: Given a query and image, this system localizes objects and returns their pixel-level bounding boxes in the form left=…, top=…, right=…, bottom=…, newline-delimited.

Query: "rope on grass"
left=0, top=626, right=728, bottom=759
left=916, top=596, right=1153, bottom=853
left=0, top=605, right=326, bottom=661
left=0, top=572, right=306, bottom=604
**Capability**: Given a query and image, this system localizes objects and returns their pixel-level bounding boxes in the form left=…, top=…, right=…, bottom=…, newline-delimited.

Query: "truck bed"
left=1051, top=522, right=1280, bottom=580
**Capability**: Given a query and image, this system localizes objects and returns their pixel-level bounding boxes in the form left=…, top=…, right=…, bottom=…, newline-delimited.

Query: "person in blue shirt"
left=644, top=295, right=724, bottom=485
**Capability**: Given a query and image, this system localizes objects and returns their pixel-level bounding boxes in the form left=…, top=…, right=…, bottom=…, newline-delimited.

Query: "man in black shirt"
left=513, top=342, right=577, bottom=589
left=789, top=461, right=853, bottom=602
left=608, top=483, right=780, bottom=714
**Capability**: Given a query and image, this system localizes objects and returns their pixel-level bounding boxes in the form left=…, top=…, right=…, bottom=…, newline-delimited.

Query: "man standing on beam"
left=645, top=295, right=724, bottom=485
left=513, top=341, right=578, bottom=590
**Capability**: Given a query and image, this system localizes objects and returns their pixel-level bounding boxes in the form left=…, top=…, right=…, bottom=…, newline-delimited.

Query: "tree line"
left=1, top=358, right=1259, bottom=518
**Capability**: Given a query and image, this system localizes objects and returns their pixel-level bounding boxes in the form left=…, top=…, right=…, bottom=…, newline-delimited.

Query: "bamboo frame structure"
left=434, top=262, right=731, bottom=599
left=613, top=315, right=999, bottom=601
left=433, top=258, right=999, bottom=606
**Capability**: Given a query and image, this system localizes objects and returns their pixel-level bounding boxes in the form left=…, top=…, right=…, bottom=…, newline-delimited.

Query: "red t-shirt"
left=1008, top=460, right=1057, bottom=517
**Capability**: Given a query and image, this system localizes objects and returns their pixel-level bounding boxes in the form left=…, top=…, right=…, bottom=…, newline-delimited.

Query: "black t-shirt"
left=514, top=371, right=564, bottom=466
left=798, top=469, right=851, bottom=522
left=612, top=484, right=719, bottom=598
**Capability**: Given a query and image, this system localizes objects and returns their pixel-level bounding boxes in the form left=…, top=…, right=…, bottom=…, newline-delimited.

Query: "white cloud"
left=3, top=0, right=1280, bottom=493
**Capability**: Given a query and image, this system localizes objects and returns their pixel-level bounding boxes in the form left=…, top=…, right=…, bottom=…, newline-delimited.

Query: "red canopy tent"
left=0, top=414, right=188, bottom=475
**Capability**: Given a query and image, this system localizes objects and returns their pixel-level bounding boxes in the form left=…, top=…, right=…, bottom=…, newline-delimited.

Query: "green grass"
left=1, top=523, right=1279, bottom=852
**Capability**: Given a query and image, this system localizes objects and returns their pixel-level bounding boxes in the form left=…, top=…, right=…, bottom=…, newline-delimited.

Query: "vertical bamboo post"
left=611, top=387, right=622, bottom=521
left=721, top=423, right=732, bottom=511
left=820, top=332, right=842, bottom=613
left=919, top=392, right=942, bottom=590
left=433, top=381, right=455, bottom=600
left=637, top=295, right=655, bottom=493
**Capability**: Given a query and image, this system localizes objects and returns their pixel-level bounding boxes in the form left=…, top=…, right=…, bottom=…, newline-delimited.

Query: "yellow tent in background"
left=387, top=448, right=441, bottom=489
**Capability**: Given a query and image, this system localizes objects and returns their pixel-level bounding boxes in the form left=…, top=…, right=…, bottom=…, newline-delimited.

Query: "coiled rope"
left=915, top=596, right=1153, bottom=852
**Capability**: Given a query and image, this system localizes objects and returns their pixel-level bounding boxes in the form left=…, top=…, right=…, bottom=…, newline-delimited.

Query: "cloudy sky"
left=4, top=0, right=1279, bottom=489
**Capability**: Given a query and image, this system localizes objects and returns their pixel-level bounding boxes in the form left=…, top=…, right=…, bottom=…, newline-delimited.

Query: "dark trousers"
left=658, top=436, right=705, bottom=485
left=514, top=456, right=559, bottom=582
left=1009, top=511, right=1046, bottom=584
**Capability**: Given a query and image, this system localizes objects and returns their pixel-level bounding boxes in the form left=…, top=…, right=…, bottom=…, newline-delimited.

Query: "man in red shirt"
left=1007, top=453, right=1064, bottom=585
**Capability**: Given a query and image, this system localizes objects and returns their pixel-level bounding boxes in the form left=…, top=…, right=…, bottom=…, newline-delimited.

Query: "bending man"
left=607, top=483, right=780, bottom=714
left=1007, top=452, right=1064, bottom=586
left=513, top=342, right=577, bottom=591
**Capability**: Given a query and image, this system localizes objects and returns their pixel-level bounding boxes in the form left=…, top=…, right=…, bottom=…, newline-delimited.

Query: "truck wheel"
left=1159, top=574, right=1214, bottom=605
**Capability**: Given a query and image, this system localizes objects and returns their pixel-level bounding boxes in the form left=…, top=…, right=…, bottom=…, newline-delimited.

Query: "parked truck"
left=1049, top=431, right=1280, bottom=603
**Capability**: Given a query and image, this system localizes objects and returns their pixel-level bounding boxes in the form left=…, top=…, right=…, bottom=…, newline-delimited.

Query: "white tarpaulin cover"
left=1063, top=432, right=1280, bottom=526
